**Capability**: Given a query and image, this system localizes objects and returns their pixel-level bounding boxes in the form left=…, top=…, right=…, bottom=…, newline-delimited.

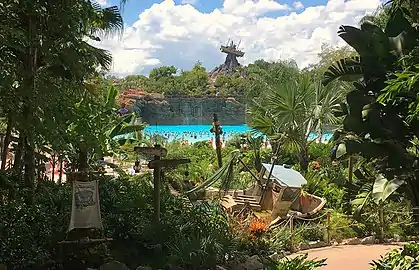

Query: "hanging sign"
left=134, top=146, right=167, bottom=157
left=68, top=180, right=103, bottom=232
left=148, top=159, right=191, bottom=169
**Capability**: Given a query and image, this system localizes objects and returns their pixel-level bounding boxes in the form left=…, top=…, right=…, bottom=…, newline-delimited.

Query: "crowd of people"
left=146, top=130, right=243, bottom=146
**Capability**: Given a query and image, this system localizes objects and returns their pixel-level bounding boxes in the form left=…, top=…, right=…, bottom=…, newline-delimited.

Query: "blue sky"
left=97, top=0, right=381, bottom=76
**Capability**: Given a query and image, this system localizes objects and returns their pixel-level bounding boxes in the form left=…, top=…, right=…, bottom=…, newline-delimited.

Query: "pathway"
left=297, top=244, right=402, bottom=270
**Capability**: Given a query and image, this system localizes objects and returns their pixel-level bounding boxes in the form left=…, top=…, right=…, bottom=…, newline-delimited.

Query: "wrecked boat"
left=218, top=163, right=326, bottom=224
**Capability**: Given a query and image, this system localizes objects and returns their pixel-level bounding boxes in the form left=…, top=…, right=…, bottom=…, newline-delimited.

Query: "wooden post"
left=259, top=156, right=278, bottom=205
left=327, top=210, right=331, bottom=245
left=134, top=145, right=189, bottom=225
left=78, top=142, right=88, bottom=181
left=211, top=114, right=223, bottom=168
left=153, top=144, right=162, bottom=225
left=379, top=204, right=384, bottom=243
left=289, top=216, right=294, bottom=252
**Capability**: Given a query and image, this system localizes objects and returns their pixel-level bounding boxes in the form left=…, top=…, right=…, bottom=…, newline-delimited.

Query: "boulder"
left=269, top=252, right=285, bottom=262
left=298, top=242, right=310, bottom=250
left=394, top=234, right=403, bottom=242
left=308, top=241, right=328, bottom=249
left=341, top=238, right=361, bottom=245
left=360, top=236, right=375, bottom=245
left=244, top=255, right=264, bottom=270
left=100, top=261, right=130, bottom=270
left=233, top=255, right=264, bottom=270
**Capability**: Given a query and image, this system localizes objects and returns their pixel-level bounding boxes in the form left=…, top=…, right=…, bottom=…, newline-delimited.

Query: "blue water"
left=144, top=124, right=333, bottom=143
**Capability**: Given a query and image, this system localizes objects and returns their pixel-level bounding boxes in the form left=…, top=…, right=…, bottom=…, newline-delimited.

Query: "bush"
left=328, top=211, right=358, bottom=243
left=0, top=174, right=241, bottom=270
left=371, top=243, right=419, bottom=269
left=263, top=254, right=326, bottom=270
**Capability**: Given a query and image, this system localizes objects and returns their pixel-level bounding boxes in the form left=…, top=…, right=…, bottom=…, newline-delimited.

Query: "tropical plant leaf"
left=323, top=57, right=363, bottom=85
left=372, top=174, right=405, bottom=203
left=335, top=143, right=347, bottom=159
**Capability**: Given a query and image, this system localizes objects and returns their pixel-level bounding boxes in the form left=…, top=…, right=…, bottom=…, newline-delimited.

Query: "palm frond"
left=90, top=3, right=124, bottom=38
left=323, top=56, right=363, bottom=85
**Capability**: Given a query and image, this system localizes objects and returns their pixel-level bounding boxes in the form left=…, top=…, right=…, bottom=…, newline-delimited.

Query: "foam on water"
left=143, top=124, right=333, bottom=143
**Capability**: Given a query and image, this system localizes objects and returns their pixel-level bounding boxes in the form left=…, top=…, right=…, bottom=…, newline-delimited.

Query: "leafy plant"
left=371, top=243, right=419, bottom=269
left=264, top=254, right=326, bottom=270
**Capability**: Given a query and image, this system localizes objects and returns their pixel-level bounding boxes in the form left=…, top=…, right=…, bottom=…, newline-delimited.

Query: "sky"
left=93, top=0, right=382, bottom=77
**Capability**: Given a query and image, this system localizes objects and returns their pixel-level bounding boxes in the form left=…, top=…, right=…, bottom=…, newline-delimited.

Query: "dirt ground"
left=297, top=244, right=402, bottom=270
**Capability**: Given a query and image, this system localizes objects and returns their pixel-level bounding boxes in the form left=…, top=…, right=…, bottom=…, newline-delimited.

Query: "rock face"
left=119, top=89, right=246, bottom=125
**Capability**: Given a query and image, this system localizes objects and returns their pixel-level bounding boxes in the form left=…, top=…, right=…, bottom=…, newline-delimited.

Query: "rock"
left=308, top=241, right=328, bottom=249
left=394, top=234, right=402, bottom=242
left=332, top=241, right=339, bottom=246
left=100, top=261, right=129, bottom=270
left=341, top=238, right=361, bottom=245
left=360, top=236, right=375, bottom=245
left=216, top=266, right=228, bottom=270
left=298, top=242, right=310, bottom=250
left=244, top=255, right=264, bottom=270
left=269, top=252, right=285, bottom=262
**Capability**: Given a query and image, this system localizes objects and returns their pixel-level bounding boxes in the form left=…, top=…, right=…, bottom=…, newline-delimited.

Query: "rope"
left=293, top=211, right=330, bottom=221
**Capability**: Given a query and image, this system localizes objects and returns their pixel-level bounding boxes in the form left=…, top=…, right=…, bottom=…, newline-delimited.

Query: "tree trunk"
left=1, top=114, right=13, bottom=170
left=21, top=12, right=38, bottom=204
left=299, top=144, right=309, bottom=173
left=51, top=153, right=56, bottom=182
left=23, top=138, right=35, bottom=205
left=13, top=135, right=24, bottom=173
left=408, top=174, right=419, bottom=222
left=58, top=156, right=63, bottom=184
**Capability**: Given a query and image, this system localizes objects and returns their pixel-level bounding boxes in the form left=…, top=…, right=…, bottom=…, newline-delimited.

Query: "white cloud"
left=94, top=0, right=381, bottom=76
left=181, top=0, right=197, bottom=5
left=222, top=0, right=290, bottom=17
left=95, top=0, right=108, bottom=6
left=293, top=1, right=304, bottom=10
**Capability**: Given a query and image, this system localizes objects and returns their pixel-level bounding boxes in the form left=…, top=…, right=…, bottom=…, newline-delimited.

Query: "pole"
left=153, top=144, right=162, bottom=224
left=290, top=216, right=294, bottom=252
left=211, top=114, right=223, bottom=168
left=379, top=204, right=384, bottom=243
left=237, top=157, right=261, bottom=185
left=327, top=210, right=331, bottom=245
left=259, top=155, right=278, bottom=205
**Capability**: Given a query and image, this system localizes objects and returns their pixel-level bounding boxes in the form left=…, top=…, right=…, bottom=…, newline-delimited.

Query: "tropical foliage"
left=325, top=0, right=419, bottom=213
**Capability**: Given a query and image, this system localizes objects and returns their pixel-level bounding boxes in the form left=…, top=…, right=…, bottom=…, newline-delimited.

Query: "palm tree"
left=248, top=73, right=347, bottom=172
left=0, top=0, right=125, bottom=203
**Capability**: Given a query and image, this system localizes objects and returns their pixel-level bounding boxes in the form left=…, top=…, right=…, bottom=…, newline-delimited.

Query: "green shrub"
left=263, top=254, right=326, bottom=270
left=298, top=223, right=324, bottom=242
left=328, top=211, right=358, bottom=242
left=0, top=174, right=241, bottom=270
left=371, top=243, right=419, bottom=269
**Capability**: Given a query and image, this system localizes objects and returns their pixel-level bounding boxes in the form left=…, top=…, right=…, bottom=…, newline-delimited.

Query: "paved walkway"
left=297, top=244, right=402, bottom=270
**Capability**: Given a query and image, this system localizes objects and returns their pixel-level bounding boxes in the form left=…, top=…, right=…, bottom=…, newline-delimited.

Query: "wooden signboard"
left=148, top=159, right=191, bottom=169
left=134, top=146, right=167, bottom=157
